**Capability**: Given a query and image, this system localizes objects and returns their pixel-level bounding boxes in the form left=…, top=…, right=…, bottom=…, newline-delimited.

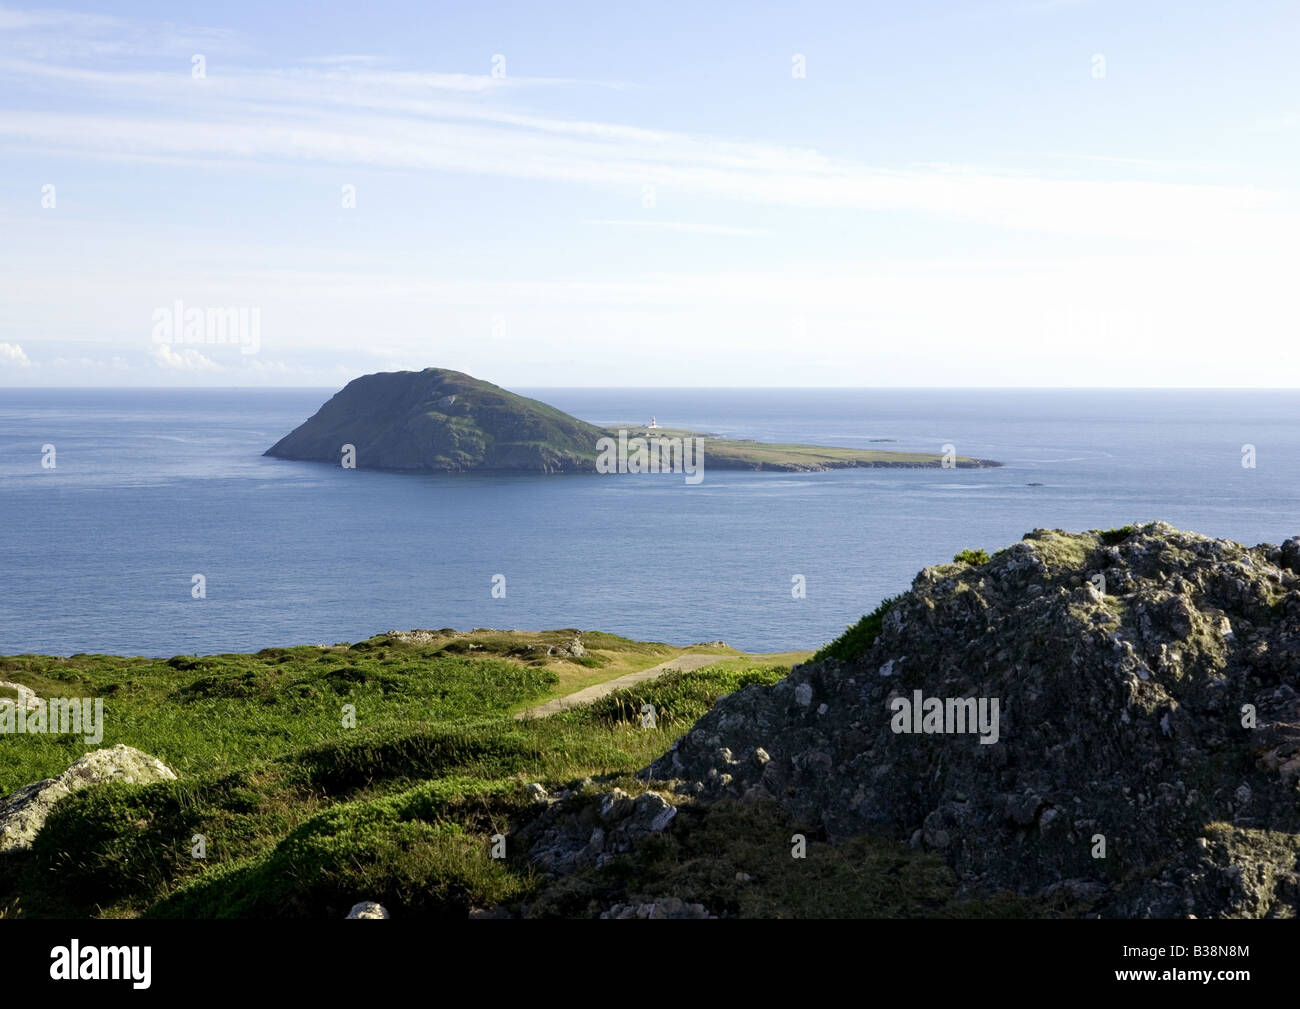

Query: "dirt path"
left=515, top=653, right=728, bottom=720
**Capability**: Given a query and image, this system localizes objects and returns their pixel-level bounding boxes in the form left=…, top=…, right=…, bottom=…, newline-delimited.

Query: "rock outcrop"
left=548, top=635, right=586, bottom=659
left=0, top=745, right=178, bottom=852
left=520, top=785, right=680, bottom=876
left=641, top=522, right=1300, bottom=918
left=346, top=901, right=390, bottom=919
left=600, top=898, right=716, bottom=919
left=0, top=680, right=41, bottom=713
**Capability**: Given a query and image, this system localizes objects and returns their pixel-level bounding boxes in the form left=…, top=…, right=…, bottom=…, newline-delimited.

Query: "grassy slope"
left=0, top=629, right=742, bottom=798
left=266, top=369, right=609, bottom=470
left=608, top=425, right=996, bottom=470
left=0, top=627, right=1049, bottom=919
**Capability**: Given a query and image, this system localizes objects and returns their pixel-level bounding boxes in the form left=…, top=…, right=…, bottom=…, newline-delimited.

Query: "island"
left=264, top=368, right=1002, bottom=472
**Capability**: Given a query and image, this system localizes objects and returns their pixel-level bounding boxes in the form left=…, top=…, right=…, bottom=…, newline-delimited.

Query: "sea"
left=1, top=388, right=1296, bottom=657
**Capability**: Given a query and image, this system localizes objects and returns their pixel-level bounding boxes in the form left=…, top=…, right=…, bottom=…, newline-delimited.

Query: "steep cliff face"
left=639, top=522, right=1300, bottom=917
left=265, top=368, right=608, bottom=472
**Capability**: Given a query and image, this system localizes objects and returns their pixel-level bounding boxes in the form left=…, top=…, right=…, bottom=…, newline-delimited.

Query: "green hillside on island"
left=264, top=368, right=1001, bottom=472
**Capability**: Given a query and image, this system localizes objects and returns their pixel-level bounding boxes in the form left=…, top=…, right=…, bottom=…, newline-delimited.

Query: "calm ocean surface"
left=1, top=388, right=1297, bottom=656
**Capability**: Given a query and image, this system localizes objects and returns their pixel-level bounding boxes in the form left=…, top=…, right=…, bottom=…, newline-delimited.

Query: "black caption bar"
left=0, top=918, right=1276, bottom=995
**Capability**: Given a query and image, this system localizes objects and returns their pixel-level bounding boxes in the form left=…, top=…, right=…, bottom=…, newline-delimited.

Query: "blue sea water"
left=1, top=388, right=1297, bottom=656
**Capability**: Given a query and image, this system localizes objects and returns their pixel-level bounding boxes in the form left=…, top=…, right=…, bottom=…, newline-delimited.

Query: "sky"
left=1, top=0, right=1298, bottom=387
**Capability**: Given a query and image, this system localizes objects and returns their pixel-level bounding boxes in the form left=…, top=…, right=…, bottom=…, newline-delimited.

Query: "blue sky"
left=1, top=0, right=1298, bottom=386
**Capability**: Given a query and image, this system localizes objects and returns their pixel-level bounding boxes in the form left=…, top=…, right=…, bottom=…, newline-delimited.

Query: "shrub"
left=31, top=781, right=204, bottom=905
left=813, top=595, right=902, bottom=663
left=297, top=725, right=541, bottom=794
left=569, top=665, right=787, bottom=730
left=149, top=777, right=529, bottom=918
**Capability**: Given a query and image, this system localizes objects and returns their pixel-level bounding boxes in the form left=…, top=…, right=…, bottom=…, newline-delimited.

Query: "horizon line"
left=4, top=385, right=1300, bottom=393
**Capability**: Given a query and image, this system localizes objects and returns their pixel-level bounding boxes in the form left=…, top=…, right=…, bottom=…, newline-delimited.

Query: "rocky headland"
left=518, top=522, right=1300, bottom=918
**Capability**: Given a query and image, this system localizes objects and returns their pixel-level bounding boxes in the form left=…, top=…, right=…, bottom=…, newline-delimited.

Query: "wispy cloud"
left=299, top=54, right=392, bottom=67
left=0, top=3, right=240, bottom=61
left=585, top=219, right=773, bottom=237
left=0, top=98, right=1288, bottom=244
left=2, top=4, right=1296, bottom=389
left=0, top=9, right=1289, bottom=245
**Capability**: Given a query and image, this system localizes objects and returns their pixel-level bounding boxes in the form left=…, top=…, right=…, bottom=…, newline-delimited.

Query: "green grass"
left=0, top=641, right=559, bottom=791
left=0, top=628, right=1056, bottom=919
left=813, top=595, right=901, bottom=663
left=0, top=637, right=793, bottom=917
left=953, top=548, right=991, bottom=565
left=559, top=664, right=789, bottom=733
left=611, top=426, right=998, bottom=471
left=149, top=776, right=531, bottom=918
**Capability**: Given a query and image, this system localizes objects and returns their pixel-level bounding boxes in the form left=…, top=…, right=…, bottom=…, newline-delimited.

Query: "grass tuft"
left=813, top=595, right=902, bottom=664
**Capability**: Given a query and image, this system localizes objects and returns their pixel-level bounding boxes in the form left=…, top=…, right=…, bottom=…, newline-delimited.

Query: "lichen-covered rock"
left=519, top=787, right=680, bottom=876
left=383, top=629, right=440, bottom=645
left=345, top=901, right=390, bottom=919
left=546, top=635, right=586, bottom=658
left=0, top=744, right=177, bottom=852
left=642, top=522, right=1300, bottom=918
left=0, top=680, right=41, bottom=713
left=526, top=783, right=550, bottom=804
left=600, top=897, right=716, bottom=919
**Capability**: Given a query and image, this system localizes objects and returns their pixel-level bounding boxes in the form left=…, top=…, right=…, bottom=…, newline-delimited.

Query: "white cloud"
left=0, top=342, right=31, bottom=366
left=151, top=344, right=219, bottom=371
left=0, top=48, right=1290, bottom=245
left=1, top=6, right=1295, bottom=389
left=2, top=106, right=1284, bottom=244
